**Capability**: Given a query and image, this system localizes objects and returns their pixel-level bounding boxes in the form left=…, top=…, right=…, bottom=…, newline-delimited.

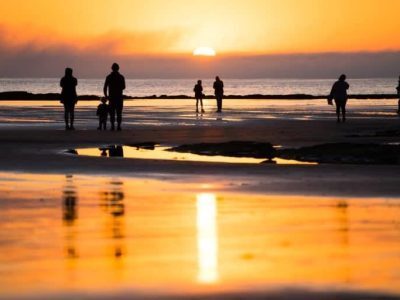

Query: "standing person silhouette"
left=60, top=68, right=78, bottom=130
left=103, top=63, right=126, bottom=131
left=328, top=74, right=350, bottom=123
left=213, top=76, right=224, bottom=113
left=194, top=80, right=205, bottom=113
left=396, top=76, right=400, bottom=114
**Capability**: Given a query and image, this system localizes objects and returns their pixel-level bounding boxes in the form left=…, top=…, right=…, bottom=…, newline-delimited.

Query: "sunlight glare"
left=196, top=193, right=218, bottom=283
left=193, top=47, right=216, bottom=56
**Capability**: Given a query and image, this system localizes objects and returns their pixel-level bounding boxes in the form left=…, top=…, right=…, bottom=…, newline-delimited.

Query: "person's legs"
left=216, top=96, right=222, bottom=112
left=335, top=100, right=340, bottom=122
left=116, top=101, right=123, bottom=130
left=398, top=99, right=400, bottom=114
left=109, top=103, right=116, bottom=130
left=64, top=105, right=69, bottom=129
left=200, top=98, right=204, bottom=113
left=342, top=102, right=346, bottom=122
left=196, top=98, right=199, bottom=112
left=69, top=106, right=75, bottom=129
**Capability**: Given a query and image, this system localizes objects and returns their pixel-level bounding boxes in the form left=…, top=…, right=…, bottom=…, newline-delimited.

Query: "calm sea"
left=0, top=78, right=398, bottom=97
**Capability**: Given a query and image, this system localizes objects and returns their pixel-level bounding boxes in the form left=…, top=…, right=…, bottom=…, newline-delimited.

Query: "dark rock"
left=65, top=149, right=78, bottom=155
left=126, top=142, right=157, bottom=150
left=278, top=143, right=400, bottom=164
left=169, top=141, right=276, bottom=159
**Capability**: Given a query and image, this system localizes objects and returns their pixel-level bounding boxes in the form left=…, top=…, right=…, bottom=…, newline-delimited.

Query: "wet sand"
left=0, top=99, right=400, bottom=299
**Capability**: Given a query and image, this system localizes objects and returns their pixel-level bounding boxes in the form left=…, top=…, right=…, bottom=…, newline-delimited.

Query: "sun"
left=193, top=47, right=216, bottom=56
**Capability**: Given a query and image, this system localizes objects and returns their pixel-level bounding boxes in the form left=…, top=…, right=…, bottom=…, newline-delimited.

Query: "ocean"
left=0, top=78, right=398, bottom=97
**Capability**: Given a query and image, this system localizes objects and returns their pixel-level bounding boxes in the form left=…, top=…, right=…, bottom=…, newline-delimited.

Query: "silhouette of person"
left=213, top=76, right=224, bottom=113
left=396, top=76, right=400, bottom=114
left=103, top=63, right=126, bottom=131
left=328, top=74, right=349, bottom=122
left=194, top=80, right=205, bottom=113
left=60, top=68, right=78, bottom=130
left=96, top=97, right=109, bottom=130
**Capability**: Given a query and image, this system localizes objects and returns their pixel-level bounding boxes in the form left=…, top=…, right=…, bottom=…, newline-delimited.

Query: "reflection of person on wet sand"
left=328, top=74, right=349, bottom=123
left=60, top=68, right=78, bottom=130
left=194, top=80, right=205, bottom=114
left=99, top=180, right=125, bottom=258
left=62, top=175, right=78, bottom=258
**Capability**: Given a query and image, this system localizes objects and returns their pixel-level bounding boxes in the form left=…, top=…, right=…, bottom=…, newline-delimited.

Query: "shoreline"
left=0, top=91, right=399, bottom=100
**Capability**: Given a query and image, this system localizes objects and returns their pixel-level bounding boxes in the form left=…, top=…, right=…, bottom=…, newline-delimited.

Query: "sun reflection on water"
left=196, top=193, right=218, bottom=284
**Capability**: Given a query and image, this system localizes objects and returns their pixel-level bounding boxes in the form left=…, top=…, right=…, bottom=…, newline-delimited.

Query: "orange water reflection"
left=0, top=173, right=399, bottom=298
left=77, top=146, right=317, bottom=165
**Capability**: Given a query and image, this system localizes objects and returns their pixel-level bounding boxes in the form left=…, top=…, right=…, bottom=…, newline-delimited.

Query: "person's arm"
left=122, top=76, right=126, bottom=91
left=103, top=77, right=109, bottom=98
left=345, top=82, right=349, bottom=90
left=60, top=78, right=64, bottom=88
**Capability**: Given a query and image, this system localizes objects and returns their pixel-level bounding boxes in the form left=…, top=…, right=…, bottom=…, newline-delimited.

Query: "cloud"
left=0, top=24, right=399, bottom=78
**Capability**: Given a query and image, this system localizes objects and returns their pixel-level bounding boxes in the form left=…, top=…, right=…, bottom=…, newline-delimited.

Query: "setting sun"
left=193, top=47, right=216, bottom=56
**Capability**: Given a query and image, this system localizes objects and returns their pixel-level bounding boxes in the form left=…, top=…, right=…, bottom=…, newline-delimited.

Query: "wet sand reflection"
left=0, top=173, right=400, bottom=298
left=196, top=193, right=218, bottom=284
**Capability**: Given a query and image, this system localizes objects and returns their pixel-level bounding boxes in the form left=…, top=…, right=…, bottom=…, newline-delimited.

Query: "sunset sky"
left=1, top=0, right=400, bottom=78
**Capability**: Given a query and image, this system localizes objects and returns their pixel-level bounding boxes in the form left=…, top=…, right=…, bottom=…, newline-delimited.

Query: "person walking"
left=103, top=63, right=126, bottom=131
left=194, top=80, right=205, bottom=113
left=328, top=74, right=349, bottom=123
left=60, top=68, right=78, bottom=130
left=213, top=76, right=224, bottom=113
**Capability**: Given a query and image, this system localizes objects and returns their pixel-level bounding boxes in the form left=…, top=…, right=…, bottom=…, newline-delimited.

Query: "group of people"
left=60, top=64, right=400, bottom=130
left=193, top=76, right=224, bottom=114
left=60, top=63, right=225, bottom=131
left=60, top=63, right=125, bottom=131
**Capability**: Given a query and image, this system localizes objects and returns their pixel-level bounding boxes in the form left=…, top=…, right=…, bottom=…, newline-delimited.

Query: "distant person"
left=328, top=74, right=349, bottom=122
left=396, top=76, right=400, bottom=114
left=194, top=80, right=205, bottom=113
left=213, top=76, right=224, bottom=113
left=103, top=63, right=126, bottom=131
left=60, top=68, right=78, bottom=130
left=96, top=98, right=109, bottom=130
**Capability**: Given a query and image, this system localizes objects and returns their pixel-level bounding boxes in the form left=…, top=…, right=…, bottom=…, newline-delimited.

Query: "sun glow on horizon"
left=193, top=47, right=216, bottom=56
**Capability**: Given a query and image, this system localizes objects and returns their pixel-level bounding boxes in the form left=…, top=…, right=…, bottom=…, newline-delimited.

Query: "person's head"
left=216, top=76, right=220, bottom=81
left=111, top=63, right=120, bottom=72
left=65, top=68, right=73, bottom=77
left=339, top=74, right=346, bottom=81
left=197, top=80, right=202, bottom=84
left=101, top=97, right=107, bottom=104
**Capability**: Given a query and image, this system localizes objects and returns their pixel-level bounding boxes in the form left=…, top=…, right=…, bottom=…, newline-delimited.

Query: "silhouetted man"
left=104, top=63, right=126, bottom=131
left=60, top=68, right=78, bottom=130
left=213, top=76, right=224, bottom=113
left=328, top=74, right=349, bottom=123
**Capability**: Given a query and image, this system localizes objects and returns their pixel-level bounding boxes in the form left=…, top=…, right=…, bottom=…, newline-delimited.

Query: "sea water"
left=0, top=78, right=398, bottom=97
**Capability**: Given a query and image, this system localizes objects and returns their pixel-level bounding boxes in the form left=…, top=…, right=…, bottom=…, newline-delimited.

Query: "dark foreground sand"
left=0, top=117, right=399, bottom=197
left=1, top=106, right=400, bottom=299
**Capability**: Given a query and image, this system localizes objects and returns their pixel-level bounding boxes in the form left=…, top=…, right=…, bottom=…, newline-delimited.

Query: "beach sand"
left=0, top=99, right=400, bottom=299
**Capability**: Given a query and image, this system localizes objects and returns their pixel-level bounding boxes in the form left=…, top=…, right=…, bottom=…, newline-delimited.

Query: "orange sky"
left=1, top=0, right=400, bottom=55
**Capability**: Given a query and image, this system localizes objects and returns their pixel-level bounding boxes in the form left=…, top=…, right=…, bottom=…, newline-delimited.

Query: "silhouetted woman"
left=60, top=68, right=78, bottom=130
left=194, top=80, right=205, bottom=113
left=396, top=76, right=400, bottom=114
left=328, top=74, right=349, bottom=122
left=213, top=76, right=224, bottom=113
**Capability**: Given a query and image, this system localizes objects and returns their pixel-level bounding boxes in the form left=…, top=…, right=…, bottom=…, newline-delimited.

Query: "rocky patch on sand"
left=278, top=143, right=400, bottom=164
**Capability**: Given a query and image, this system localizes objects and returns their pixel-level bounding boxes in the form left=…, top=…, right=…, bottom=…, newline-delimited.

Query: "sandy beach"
left=1, top=98, right=400, bottom=299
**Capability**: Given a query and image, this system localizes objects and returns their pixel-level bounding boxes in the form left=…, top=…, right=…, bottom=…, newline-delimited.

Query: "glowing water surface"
left=0, top=172, right=400, bottom=298
left=75, top=145, right=317, bottom=165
